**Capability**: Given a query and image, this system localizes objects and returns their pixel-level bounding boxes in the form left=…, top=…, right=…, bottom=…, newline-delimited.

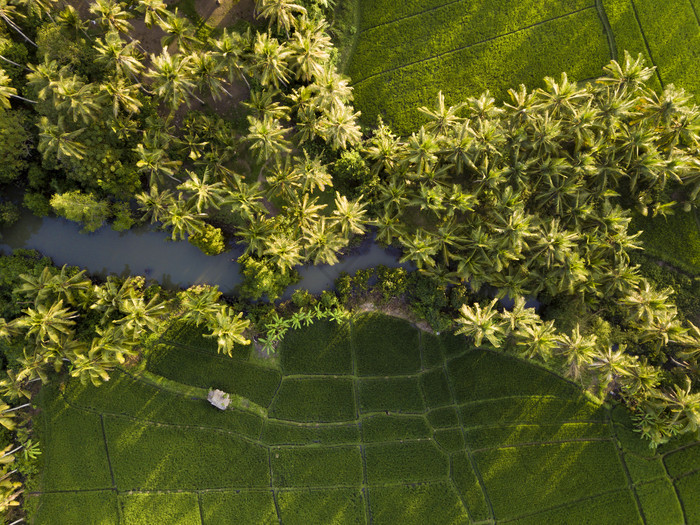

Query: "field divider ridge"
left=351, top=5, right=596, bottom=86
left=595, top=0, right=618, bottom=60
left=358, top=0, right=465, bottom=34
left=661, top=454, right=688, bottom=524
left=606, top=413, right=647, bottom=523
left=627, top=0, right=664, bottom=88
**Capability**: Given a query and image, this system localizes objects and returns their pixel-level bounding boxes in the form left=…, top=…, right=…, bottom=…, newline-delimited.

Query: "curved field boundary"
left=29, top=315, right=699, bottom=523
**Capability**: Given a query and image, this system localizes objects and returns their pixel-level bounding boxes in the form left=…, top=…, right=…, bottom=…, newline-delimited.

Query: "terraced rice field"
left=346, top=0, right=700, bottom=134
left=28, top=314, right=699, bottom=523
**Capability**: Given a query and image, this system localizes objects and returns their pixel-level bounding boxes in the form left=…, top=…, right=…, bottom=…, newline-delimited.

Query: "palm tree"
left=56, top=5, right=89, bottom=37
left=225, top=179, right=268, bottom=222
left=177, top=285, right=222, bottom=326
left=100, top=76, right=143, bottom=117
left=654, top=378, right=700, bottom=434
left=54, top=76, right=103, bottom=125
left=136, top=185, right=175, bottom=223
left=236, top=214, right=273, bottom=257
left=620, top=279, right=674, bottom=324
left=210, top=28, right=251, bottom=88
left=373, top=210, right=405, bottom=246
left=134, top=142, right=182, bottom=186
left=285, top=192, right=326, bottom=234
left=304, top=218, right=347, bottom=265
left=159, top=10, right=200, bottom=51
left=246, top=114, right=291, bottom=162
left=204, top=305, right=251, bottom=356
left=17, top=300, right=77, bottom=344
left=243, top=88, right=290, bottom=120
left=296, top=152, right=332, bottom=193
left=399, top=230, right=438, bottom=269
left=364, top=118, right=403, bottom=175
left=138, top=0, right=169, bottom=27
left=255, top=0, right=306, bottom=37
left=588, top=344, right=634, bottom=393
left=264, top=233, right=303, bottom=272
left=147, top=49, right=197, bottom=112
left=0, top=0, right=36, bottom=46
left=515, top=319, right=557, bottom=361
left=161, top=197, right=205, bottom=241
left=89, top=0, right=134, bottom=34
left=251, top=31, right=292, bottom=89
left=417, top=90, right=465, bottom=135
left=403, top=127, right=440, bottom=178
left=290, top=17, right=331, bottom=82
left=189, top=51, right=230, bottom=101
left=178, top=169, right=226, bottom=213
left=598, top=51, right=656, bottom=94
left=320, top=104, right=362, bottom=150
left=310, top=68, right=353, bottom=112
left=94, top=31, right=145, bottom=79
left=454, top=299, right=506, bottom=348
left=115, top=294, right=167, bottom=337
left=332, top=192, right=368, bottom=237
left=37, top=117, right=87, bottom=161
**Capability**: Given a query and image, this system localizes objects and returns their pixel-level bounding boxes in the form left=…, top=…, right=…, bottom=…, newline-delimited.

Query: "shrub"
left=0, top=202, right=20, bottom=229
left=22, top=192, right=51, bottom=217
left=188, top=223, right=226, bottom=255
left=331, top=149, right=372, bottom=196
left=237, top=254, right=300, bottom=301
left=290, top=288, right=315, bottom=308
left=376, top=265, right=407, bottom=301
left=0, top=109, right=30, bottom=184
left=50, top=190, right=110, bottom=233
left=110, top=202, right=134, bottom=232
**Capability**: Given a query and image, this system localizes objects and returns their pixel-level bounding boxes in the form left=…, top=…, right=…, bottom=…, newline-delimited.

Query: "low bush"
left=357, top=377, right=424, bottom=413
left=104, top=416, right=270, bottom=490
left=474, top=441, right=627, bottom=519
left=354, top=314, right=421, bottom=375
left=271, top=446, right=363, bottom=487
left=369, top=482, right=468, bottom=525
left=269, top=378, right=355, bottom=422
left=280, top=320, right=353, bottom=375
left=450, top=453, right=492, bottom=522
left=361, top=414, right=431, bottom=442
left=426, top=406, right=460, bottom=428
left=635, top=478, right=684, bottom=525
left=364, top=441, right=447, bottom=483
left=433, top=428, right=464, bottom=452
left=420, top=369, right=452, bottom=408
left=27, top=490, right=119, bottom=525
left=261, top=421, right=360, bottom=445
left=276, top=488, right=366, bottom=525
left=201, top=491, right=278, bottom=524
left=119, top=493, right=200, bottom=525
left=187, top=223, right=226, bottom=255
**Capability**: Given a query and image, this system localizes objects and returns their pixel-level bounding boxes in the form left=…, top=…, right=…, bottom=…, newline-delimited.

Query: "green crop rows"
left=28, top=314, right=700, bottom=523
left=346, top=0, right=699, bottom=135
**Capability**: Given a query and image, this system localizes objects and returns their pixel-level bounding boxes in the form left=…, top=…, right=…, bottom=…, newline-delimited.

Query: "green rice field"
left=27, top=314, right=699, bottom=523
left=346, top=0, right=700, bottom=134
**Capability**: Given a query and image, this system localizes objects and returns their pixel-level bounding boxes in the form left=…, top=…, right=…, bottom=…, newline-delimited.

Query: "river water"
left=0, top=212, right=413, bottom=297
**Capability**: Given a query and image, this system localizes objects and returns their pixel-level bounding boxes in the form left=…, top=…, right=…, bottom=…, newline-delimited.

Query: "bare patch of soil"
left=195, top=0, right=257, bottom=30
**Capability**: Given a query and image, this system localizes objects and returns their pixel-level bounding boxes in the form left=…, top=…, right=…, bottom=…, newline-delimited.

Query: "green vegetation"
left=27, top=314, right=700, bottom=522
left=632, top=210, right=700, bottom=274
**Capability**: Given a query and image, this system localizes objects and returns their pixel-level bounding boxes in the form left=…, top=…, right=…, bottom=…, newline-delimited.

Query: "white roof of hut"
left=207, top=389, right=230, bottom=410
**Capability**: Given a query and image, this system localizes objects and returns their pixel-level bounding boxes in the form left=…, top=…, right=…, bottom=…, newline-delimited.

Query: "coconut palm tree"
left=89, top=0, right=134, bottom=34
left=134, top=142, right=182, bottom=186
left=304, top=218, right=347, bottom=265
left=189, top=50, right=230, bottom=101
left=161, top=197, right=205, bottom=241
left=311, top=68, right=353, bottom=112
left=115, top=294, right=167, bottom=337
left=418, top=90, right=465, bottom=135
left=225, top=179, right=268, bottom=222
left=332, top=192, right=368, bottom=237
left=160, top=10, right=200, bottom=51
left=136, top=185, right=175, bottom=223
left=17, top=300, right=77, bottom=345
left=54, top=76, right=103, bottom=125
left=403, top=126, right=440, bottom=177
left=264, top=233, right=303, bottom=272
left=0, top=0, right=35, bottom=46
left=290, top=17, right=331, bottom=82
left=255, top=0, right=306, bottom=37
left=94, top=31, right=145, bottom=79
left=37, top=117, right=87, bottom=161
left=320, top=104, right=362, bottom=150
left=210, top=28, right=251, bottom=88
left=147, top=49, right=197, bottom=111
left=515, top=319, right=557, bottom=361
left=454, top=299, right=506, bottom=348
left=243, top=88, right=290, bottom=120
left=138, top=0, right=169, bottom=27
left=177, top=285, right=222, bottom=326
left=100, top=76, right=143, bottom=117
left=364, top=118, right=403, bottom=175
left=285, top=192, right=326, bottom=235
left=399, top=230, right=438, bottom=269
left=250, top=31, right=292, bottom=89
left=204, top=305, right=250, bottom=356
left=236, top=214, right=273, bottom=257
left=178, top=169, right=227, bottom=213
left=246, top=114, right=291, bottom=162
left=373, top=210, right=405, bottom=246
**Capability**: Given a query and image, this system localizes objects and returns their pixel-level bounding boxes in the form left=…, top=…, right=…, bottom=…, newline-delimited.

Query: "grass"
left=631, top=210, right=700, bottom=275
left=268, top=377, right=356, bottom=422
left=119, top=493, right=201, bottom=525
left=347, top=2, right=609, bottom=134
left=31, top=314, right=700, bottom=523
left=276, top=488, right=366, bottom=525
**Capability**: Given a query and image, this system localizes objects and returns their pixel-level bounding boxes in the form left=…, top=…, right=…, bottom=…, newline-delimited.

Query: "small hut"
left=207, top=389, right=230, bottom=410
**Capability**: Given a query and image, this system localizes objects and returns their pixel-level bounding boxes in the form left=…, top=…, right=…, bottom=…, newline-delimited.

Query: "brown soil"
left=196, top=0, right=257, bottom=29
